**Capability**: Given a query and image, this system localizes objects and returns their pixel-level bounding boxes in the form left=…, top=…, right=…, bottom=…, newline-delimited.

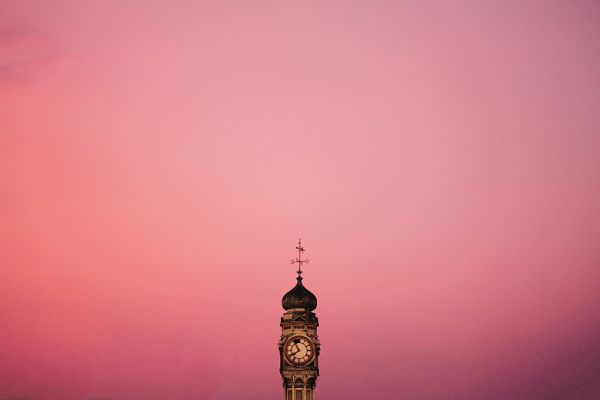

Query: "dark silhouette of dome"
left=282, top=275, right=317, bottom=311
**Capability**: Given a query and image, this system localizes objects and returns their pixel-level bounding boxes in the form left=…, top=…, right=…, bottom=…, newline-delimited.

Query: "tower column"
left=279, top=240, right=320, bottom=400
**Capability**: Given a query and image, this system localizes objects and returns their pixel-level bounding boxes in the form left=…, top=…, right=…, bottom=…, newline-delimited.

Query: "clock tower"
left=279, top=240, right=320, bottom=400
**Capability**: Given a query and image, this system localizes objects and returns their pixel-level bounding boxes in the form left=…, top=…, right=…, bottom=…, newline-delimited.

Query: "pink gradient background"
left=1, top=1, right=600, bottom=399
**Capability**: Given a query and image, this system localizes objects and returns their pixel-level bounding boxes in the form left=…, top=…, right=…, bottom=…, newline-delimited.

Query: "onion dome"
left=282, top=275, right=317, bottom=311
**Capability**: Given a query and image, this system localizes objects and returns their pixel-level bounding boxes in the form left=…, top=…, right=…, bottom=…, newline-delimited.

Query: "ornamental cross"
left=290, top=239, right=309, bottom=275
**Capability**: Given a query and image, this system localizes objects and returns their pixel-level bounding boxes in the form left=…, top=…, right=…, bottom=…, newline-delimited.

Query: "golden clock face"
left=284, top=336, right=314, bottom=365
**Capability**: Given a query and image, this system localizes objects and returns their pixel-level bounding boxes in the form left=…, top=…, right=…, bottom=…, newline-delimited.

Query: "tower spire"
left=290, top=238, right=309, bottom=278
left=280, top=239, right=320, bottom=400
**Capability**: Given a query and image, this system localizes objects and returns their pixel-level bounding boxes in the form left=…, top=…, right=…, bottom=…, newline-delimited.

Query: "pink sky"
left=1, top=1, right=600, bottom=399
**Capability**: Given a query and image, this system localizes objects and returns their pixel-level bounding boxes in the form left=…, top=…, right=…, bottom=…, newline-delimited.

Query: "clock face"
left=284, top=336, right=314, bottom=365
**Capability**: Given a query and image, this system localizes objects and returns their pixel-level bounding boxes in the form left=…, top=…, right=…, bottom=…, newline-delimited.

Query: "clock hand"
left=297, top=344, right=306, bottom=357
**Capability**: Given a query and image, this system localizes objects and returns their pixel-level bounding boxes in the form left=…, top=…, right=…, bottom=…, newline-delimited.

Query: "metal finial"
left=290, top=238, right=309, bottom=276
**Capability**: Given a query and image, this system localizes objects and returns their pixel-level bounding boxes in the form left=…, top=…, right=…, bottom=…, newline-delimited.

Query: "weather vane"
left=290, top=238, right=309, bottom=276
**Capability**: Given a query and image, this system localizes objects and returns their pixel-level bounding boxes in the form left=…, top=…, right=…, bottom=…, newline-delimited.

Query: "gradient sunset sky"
left=1, top=1, right=600, bottom=399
